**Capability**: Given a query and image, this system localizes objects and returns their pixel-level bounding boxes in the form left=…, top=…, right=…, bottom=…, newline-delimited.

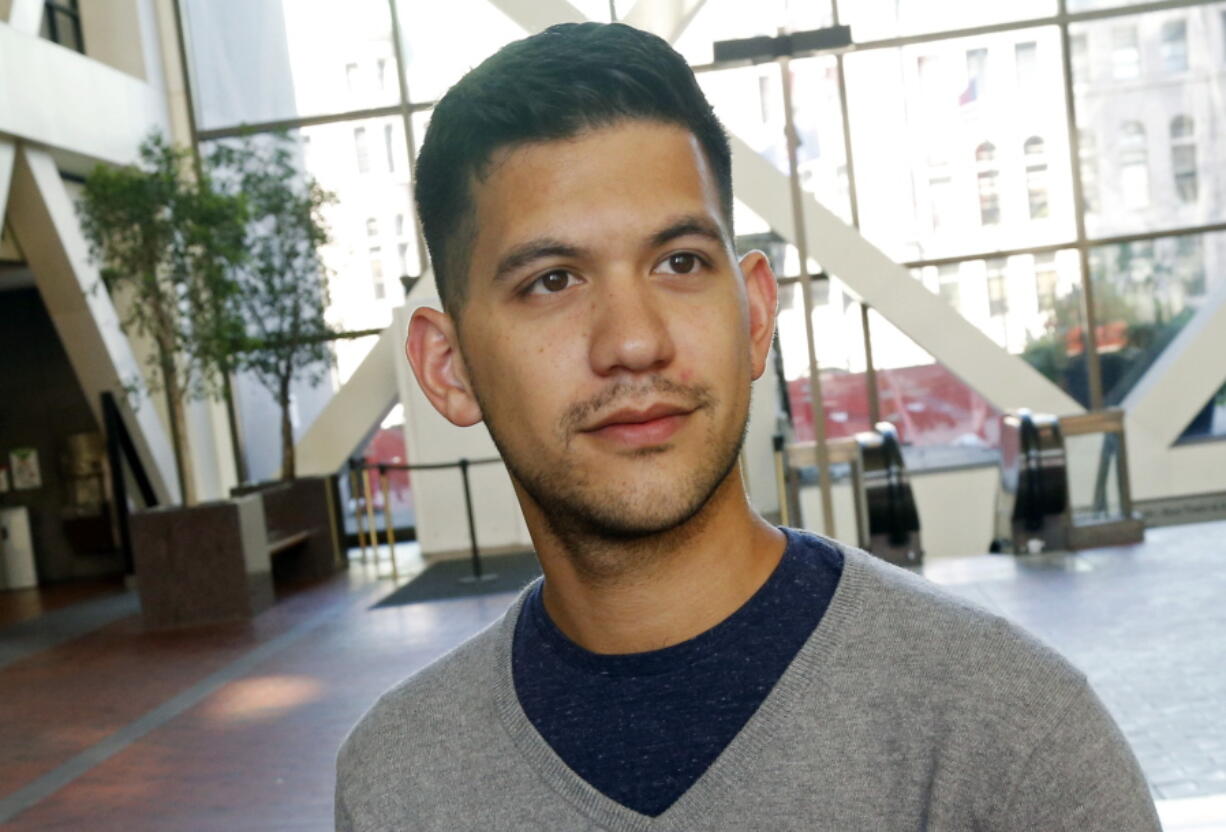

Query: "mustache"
left=560, top=376, right=716, bottom=436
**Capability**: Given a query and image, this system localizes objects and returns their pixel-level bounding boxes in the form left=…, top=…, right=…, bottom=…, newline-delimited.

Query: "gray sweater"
left=336, top=544, right=1160, bottom=831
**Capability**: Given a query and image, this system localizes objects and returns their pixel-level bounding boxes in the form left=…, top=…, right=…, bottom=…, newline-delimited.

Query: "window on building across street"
left=1070, top=33, right=1089, bottom=82
left=1025, top=136, right=1050, bottom=219
left=976, top=141, right=1000, bottom=226
left=366, top=217, right=378, bottom=237
left=384, top=124, right=396, bottom=171
left=1015, top=41, right=1038, bottom=88
left=1171, top=115, right=1197, bottom=203
left=987, top=258, right=1008, bottom=318
left=398, top=243, right=411, bottom=276
left=39, top=0, right=84, bottom=53
left=1078, top=129, right=1099, bottom=214
left=377, top=58, right=388, bottom=90
left=370, top=248, right=384, bottom=300
left=1111, top=25, right=1140, bottom=80
left=964, top=48, right=988, bottom=102
left=1119, top=121, right=1149, bottom=209
left=395, top=214, right=405, bottom=236
left=345, top=62, right=359, bottom=91
left=937, top=264, right=961, bottom=311
left=1035, top=253, right=1058, bottom=314
left=354, top=127, right=370, bottom=174
left=1161, top=19, right=1189, bottom=73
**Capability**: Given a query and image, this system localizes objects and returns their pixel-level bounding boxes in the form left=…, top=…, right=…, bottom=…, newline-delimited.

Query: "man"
left=336, top=22, right=1159, bottom=831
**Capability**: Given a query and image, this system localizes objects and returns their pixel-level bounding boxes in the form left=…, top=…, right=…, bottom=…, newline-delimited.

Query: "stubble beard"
left=477, top=375, right=750, bottom=579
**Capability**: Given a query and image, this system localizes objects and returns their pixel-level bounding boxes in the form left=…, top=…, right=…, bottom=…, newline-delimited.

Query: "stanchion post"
left=361, top=465, right=382, bottom=565
left=458, top=458, right=485, bottom=581
left=772, top=433, right=790, bottom=527
left=380, top=465, right=399, bottom=581
left=349, top=467, right=369, bottom=563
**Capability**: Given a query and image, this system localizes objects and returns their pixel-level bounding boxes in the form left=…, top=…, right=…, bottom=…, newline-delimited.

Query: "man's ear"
left=406, top=306, right=483, bottom=427
left=738, top=249, right=779, bottom=381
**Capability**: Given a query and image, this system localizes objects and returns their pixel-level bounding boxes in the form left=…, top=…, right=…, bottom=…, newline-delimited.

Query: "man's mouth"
left=581, top=403, right=695, bottom=447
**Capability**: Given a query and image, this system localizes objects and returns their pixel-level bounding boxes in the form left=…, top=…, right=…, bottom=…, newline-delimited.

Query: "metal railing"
left=348, top=456, right=503, bottom=583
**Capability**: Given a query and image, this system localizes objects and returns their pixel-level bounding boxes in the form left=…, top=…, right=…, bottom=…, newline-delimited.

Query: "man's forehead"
left=468, top=121, right=727, bottom=259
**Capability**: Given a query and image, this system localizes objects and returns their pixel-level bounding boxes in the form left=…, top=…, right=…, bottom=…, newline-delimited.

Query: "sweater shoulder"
left=337, top=608, right=508, bottom=772
left=831, top=543, right=1087, bottom=701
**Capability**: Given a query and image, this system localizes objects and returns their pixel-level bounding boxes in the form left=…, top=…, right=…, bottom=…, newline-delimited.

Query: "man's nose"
left=588, top=275, right=676, bottom=377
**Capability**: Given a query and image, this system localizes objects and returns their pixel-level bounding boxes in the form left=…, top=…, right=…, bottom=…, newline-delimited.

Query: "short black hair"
left=413, top=22, right=733, bottom=314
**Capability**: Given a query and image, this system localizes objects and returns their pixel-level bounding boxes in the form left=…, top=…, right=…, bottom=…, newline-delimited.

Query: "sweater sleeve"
left=994, top=678, right=1161, bottom=831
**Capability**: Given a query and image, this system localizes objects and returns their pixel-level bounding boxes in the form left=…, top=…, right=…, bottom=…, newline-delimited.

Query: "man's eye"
left=526, top=270, right=578, bottom=295
left=657, top=253, right=703, bottom=275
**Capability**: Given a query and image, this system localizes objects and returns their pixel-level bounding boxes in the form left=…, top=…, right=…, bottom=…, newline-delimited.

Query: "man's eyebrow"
left=648, top=215, right=726, bottom=250
left=492, top=239, right=588, bottom=283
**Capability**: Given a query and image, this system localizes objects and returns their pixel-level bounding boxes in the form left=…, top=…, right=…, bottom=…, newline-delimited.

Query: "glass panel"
left=182, top=0, right=399, bottom=130
left=844, top=26, right=1076, bottom=263
left=674, top=0, right=833, bottom=66
left=1178, top=382, right=1226, bottom=441
left=1071, top=5, right=1226, bottom=238
left=867, top=310, right=1003, bottom=469
left=775, top=281, right=872, bottom=444
left=1064, top=433, right=1123, bottom=522
left=840, top=0, right=1056, bottom=44
left=698, top=58, right=851, bottom=224
left=1090, top=230, right=1226, bottom=406
left=913, top=250, right=1090, bottom=408
left=396, top=0, right=526, bottom=103
left=338, top=405, right=415, bottom=536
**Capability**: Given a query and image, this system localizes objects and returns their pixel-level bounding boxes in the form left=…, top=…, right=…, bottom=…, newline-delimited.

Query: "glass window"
left=182, top=0, right=399, bottom=130
left=396, top=0, right=526, bottom=103
left=366, top=217, right=378, bottom=237
left=867, top=310, right=1003, bottom=468
left=1119, top=121, right=1149, bottom=210
left=40, top=1, right=85, bottom=53
left=987, top=258, right=1008, bottom=318
left=964, top=48, right=988, bottom=102
left=384, top=124, right=396, bottom=172
left=1111, top=25, right=1141, bottom=80
left=775, top=279, right=872, bottom=445
left=838, top=0, right=1054, bottom=44
left=1078, top=129, right=1099, bottom=214
left=1090, top=230, right=1226, bottom=406
left=398, top=242, right=411, bottom=276
left=353, top=126, right=370, bottom=174
left=1178, top=382, right=1226, bottom=442
left=1015, top=41, right=1039, bottom=88
left=913, top=251, right=1088, bottom=407
left=395, top=213, right=406, bottom=237
left=1171, top=115, right=1198, bottom=203
left=1072, top=8, right=1226, bottom=237
left=1161, top=19, right=1189, bottom=73
left=1024, top=136, right=1049, bottom=219
left=844, top=27, right=1074, bottom=263
left=370, top=249, right=385, bottom=300
left=1070, top=33, right=1089, bottom=83
left=698, top=58, right=851, bottom=226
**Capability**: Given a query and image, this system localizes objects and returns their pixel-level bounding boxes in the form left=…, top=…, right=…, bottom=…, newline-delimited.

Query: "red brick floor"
left=0, top=549, right=515, bottom=831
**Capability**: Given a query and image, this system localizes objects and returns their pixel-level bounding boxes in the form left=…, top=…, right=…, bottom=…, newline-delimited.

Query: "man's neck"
left=521, top=469, right=787, bottom=655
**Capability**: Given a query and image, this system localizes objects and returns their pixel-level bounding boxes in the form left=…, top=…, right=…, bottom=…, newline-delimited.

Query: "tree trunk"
left=278, top=376, right=295, bottom=481
left=159, top=348, right=197, bottom=506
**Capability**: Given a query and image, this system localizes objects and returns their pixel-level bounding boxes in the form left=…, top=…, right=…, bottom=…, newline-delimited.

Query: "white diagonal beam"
left=4, top=0, right=43, bottom=33
left=0, top=137, right=14, bottom=231
left=9, top=145, right=177, bottom=503
left=731, top=135, right=1084, bottom=416
left=484, top=0, right=585, bottom=33
left=295, top=325, right=399, bottom=476
left=622, top=0, right=706, bottom=42
left=1122, top=276, right=1226, bottom=449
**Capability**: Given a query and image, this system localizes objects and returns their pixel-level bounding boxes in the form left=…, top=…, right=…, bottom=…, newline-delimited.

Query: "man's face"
left=411, top=120, right=776, bottom=542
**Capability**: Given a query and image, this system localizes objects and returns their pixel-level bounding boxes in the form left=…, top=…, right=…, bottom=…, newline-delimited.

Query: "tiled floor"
left=0, top=523, right=1222, bottom=830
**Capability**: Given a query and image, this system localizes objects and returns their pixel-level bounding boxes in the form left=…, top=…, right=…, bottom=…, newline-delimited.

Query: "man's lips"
left=581, top=403, right=695, bottom=447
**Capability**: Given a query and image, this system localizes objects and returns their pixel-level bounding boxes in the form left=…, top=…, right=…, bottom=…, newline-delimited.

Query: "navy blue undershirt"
left=511, top=527, right=843, bottom=817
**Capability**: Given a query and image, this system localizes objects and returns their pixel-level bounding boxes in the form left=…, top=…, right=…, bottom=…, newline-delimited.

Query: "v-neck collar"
left=491, top=541, right=872, bottom=832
